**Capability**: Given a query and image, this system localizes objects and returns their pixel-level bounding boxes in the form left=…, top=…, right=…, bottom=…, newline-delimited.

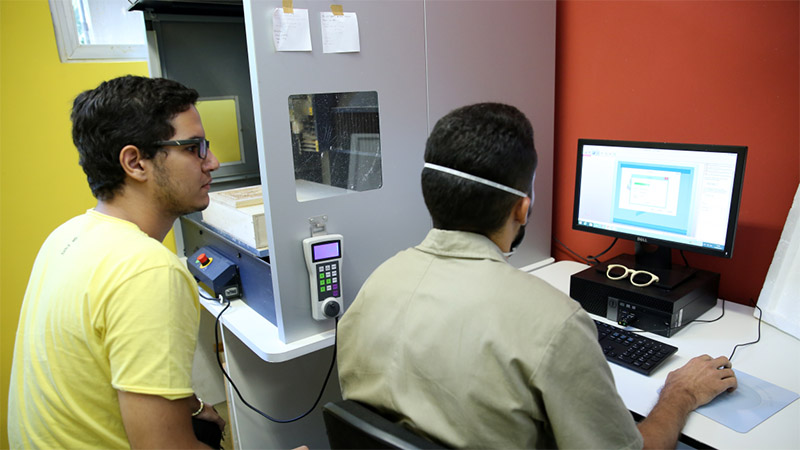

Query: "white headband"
left=423, top=163, right=527, bottom=198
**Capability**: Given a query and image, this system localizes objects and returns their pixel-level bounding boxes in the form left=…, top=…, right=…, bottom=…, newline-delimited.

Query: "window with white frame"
left=49, top=0, right=147, bottom=63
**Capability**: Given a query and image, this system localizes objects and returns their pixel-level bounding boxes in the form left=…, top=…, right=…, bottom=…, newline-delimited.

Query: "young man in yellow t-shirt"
left=8, top=76, right=225, bottom=448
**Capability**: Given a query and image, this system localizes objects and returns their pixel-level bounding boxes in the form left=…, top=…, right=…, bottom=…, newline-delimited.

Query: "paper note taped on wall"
left=320, top=11, right=360, bottom=54
left=272, top=8, right=312, bottom=52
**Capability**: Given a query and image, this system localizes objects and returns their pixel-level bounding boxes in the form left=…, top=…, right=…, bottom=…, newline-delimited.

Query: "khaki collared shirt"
left=338, top=229, right=643, bottom=449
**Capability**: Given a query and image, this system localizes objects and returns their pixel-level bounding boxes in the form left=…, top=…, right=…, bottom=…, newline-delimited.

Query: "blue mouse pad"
left=694, top=369, right=799, bottom=433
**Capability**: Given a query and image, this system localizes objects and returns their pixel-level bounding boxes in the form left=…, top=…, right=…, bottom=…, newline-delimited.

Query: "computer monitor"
left=573, top=139, right=747, bottom=282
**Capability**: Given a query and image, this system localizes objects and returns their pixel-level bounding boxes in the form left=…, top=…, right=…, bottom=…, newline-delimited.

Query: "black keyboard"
left=593, top=320, right=678, bottom=376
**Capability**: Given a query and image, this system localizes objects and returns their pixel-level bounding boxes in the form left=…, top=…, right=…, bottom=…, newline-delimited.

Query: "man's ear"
left=119, top=145, right=149, bottom=182
left=513, top=196, right=532, bottom=226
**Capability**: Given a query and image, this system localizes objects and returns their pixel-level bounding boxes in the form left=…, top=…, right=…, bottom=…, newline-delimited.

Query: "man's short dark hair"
left=71, top=75, right=199, bottom=200
left=421, top=102, right=537, bottom=234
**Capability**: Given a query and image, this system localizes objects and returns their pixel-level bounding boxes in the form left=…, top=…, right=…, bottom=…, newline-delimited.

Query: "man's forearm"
left=636, top=389, right=694, bottom=449
left=118, top=391, right=212, bottom=449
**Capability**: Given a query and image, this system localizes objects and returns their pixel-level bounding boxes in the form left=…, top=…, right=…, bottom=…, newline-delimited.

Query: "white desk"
left=531, top=261, right=800, bottom=449
left=199, top=296, right=334, bottom=363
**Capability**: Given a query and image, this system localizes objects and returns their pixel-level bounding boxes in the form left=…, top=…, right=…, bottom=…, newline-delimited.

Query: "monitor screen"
left=573, top=139, right=747, bottom=259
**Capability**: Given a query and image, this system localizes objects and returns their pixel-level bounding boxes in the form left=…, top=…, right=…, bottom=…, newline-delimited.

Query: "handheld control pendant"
left=303, top=234, right=344, bottom=320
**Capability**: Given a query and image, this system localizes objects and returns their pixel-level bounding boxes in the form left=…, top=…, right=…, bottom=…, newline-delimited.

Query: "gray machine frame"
left=140, top=0, right=555, bottom=346
left=138, top=1, right=555, bottom=447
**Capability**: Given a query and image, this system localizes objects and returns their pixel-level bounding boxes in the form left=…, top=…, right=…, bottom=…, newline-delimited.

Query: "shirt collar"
left=415, top=229, right=507, bottom=263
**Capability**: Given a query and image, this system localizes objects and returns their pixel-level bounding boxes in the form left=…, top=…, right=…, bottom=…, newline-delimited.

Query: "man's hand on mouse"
left=660, top=354, right=738, bottom=411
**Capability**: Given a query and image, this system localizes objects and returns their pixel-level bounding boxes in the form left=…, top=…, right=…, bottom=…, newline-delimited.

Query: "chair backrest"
left=322, top=399, right=447, bottom=449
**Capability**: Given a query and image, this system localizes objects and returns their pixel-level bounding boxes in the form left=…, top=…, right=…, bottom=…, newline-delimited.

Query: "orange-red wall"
left=554, top=0, right=799, bottom=305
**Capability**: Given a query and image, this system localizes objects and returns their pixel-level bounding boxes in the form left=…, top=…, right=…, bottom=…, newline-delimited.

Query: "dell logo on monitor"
left=636, top=237, right=648, bottom=243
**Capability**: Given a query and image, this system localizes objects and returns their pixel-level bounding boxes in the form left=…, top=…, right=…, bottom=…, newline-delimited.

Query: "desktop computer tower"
left=569, top=255, right=719, bottom=337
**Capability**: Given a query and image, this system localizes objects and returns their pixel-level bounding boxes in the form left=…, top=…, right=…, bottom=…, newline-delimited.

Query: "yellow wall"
left=0, top=1, right=150, bottom=446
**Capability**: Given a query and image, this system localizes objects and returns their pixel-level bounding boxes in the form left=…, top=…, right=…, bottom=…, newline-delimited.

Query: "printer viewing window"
left=288, top=91, right=383, bottom=202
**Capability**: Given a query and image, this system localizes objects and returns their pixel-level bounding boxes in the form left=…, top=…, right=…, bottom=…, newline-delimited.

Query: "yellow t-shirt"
left=8, top=210, right=200, bottom=449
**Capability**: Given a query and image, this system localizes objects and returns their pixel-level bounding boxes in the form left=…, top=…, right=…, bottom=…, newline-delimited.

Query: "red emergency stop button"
left=197, top=253, right=210, bottom=267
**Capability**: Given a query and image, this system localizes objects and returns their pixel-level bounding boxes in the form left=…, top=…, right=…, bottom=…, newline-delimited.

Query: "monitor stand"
left=597, top=244, right=697, bottom=291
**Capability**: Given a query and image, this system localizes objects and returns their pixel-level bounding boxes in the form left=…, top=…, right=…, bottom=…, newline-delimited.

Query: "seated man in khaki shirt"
left=337, top=102, right=737, bottom=449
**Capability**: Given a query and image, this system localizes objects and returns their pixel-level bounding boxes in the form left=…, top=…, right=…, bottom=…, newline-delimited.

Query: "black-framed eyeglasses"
left=153, top=138, right=210, bottom=159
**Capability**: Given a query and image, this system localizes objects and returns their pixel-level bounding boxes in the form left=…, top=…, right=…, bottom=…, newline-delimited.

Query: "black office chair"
left=322, top=399, right=448, bottom=449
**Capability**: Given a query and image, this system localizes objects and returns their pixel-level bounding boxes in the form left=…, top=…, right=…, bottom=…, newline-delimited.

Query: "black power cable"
left=552, top=236, right=593, bottom=265
left=627, top=298, right=764, bottom=362
left=208, top=296, right=338, bottom=423
left=553, top=236, right=617, bottom=266
left=587, top=238, right=618, bottom=266
left=629, top=300, right=726, bottom=336
left=728, top=299, right=762, bottom=361
left=693, top=299, right=726, bottom=324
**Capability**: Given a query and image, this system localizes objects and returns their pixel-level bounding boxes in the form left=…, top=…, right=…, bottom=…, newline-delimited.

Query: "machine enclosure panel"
left=148, top=0, right=556, bottom=344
